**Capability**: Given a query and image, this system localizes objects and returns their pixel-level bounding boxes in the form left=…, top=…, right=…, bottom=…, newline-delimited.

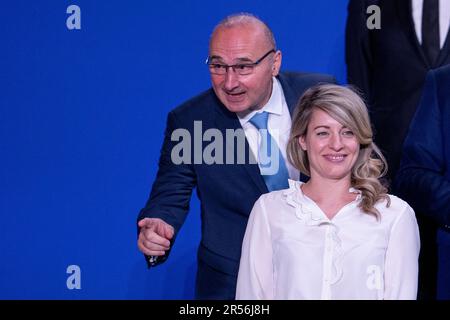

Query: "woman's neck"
left=302, top=178, right=351, bottom=202
left=301, top=177, right=357, bottom=219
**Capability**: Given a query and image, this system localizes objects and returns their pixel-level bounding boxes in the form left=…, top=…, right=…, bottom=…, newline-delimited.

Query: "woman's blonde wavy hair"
left=287, top=84, right=390, bottom=217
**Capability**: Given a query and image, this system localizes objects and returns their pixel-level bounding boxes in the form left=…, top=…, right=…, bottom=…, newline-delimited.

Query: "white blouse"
left=236, top=180, right=420, bottom=300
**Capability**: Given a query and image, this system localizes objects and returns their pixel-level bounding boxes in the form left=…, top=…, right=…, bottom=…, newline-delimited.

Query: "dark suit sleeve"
left=137, top=110, right=197, bottom=266
left=345, top=0, right=373, bottom=100
left=395, top=70, right=450, bottom=226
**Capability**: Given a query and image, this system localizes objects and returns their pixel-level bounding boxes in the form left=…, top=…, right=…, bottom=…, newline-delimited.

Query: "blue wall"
left=0, top=0, right=348, bottom=299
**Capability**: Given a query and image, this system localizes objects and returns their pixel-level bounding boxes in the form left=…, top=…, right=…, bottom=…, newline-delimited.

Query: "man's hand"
left=137, top=218, right=174, bottom=256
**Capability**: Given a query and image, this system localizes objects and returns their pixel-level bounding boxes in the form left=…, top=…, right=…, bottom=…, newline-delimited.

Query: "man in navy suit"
left=395, top=64, right=450, bottom=300
left=136, top=13, right=334, bottom=299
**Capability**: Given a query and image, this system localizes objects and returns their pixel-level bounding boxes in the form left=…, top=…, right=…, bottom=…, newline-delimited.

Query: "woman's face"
left=299, top=109, right=360, bottom=182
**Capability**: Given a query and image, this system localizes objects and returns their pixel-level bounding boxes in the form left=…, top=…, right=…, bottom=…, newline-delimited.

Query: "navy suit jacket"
left=138, top=71, right=335, bottom=299
left=395, top=64, right=450, bottom=299
left=346, top=0, right=450, bottom=181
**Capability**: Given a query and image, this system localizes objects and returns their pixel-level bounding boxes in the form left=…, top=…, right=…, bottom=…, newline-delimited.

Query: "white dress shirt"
left=412, top=0, right=450, bottom=48
left=236, top=180, right=420, bottom=300
left=237, top=77, right=299, bottom=181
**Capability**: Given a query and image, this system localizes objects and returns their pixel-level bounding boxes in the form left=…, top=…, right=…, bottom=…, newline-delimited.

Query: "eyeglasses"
left=206, top=49, right=276, bottom=76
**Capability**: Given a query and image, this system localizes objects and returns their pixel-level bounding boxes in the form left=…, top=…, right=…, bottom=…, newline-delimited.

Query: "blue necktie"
left=249, top=111, right=290, bottom=191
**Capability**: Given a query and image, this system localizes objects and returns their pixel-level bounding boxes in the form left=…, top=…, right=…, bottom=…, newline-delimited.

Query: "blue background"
left=0, top=0, right=348, bottom=299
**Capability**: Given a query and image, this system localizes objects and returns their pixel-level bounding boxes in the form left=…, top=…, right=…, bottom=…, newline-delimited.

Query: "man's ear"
left=271, top=50, right=282, bottom=76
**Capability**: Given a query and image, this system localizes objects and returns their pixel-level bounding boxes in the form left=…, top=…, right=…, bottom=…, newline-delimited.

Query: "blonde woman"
left=236, top=84, right=420, bottom=300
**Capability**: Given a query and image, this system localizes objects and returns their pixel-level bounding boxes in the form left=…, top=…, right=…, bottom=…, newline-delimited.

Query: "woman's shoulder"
left=375, top=193, right=415, bottom=220
left=258, top=188, right=291, bottom=203
left=256, top=180, right=302, bottom=206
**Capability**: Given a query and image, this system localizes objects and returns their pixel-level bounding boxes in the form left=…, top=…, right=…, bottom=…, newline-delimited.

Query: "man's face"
left=208, top=25, right=282, bottom=113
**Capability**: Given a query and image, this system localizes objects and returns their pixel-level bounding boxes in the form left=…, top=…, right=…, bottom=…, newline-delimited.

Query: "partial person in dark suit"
left=346, top=0, right=450, bottom=182
left=136, top=13, right=335, bottom=299
left=346, top=0, right=450, bottom=299
left=395, top=64, right=450, bottom=300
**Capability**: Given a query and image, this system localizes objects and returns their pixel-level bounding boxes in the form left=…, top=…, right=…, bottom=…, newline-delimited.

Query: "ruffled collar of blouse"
left=282, top=179, right=362, bottom=225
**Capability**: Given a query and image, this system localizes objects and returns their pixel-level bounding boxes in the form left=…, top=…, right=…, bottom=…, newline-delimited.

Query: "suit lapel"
left=213, top=96, right=268, bottom=194
left=396, top=0, right=430, bottom=67
left=277, top=73, right=308, bottom=182
left=436, top=24, right=450, bottom=66
left=277, top=73, right=298, bottom=115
